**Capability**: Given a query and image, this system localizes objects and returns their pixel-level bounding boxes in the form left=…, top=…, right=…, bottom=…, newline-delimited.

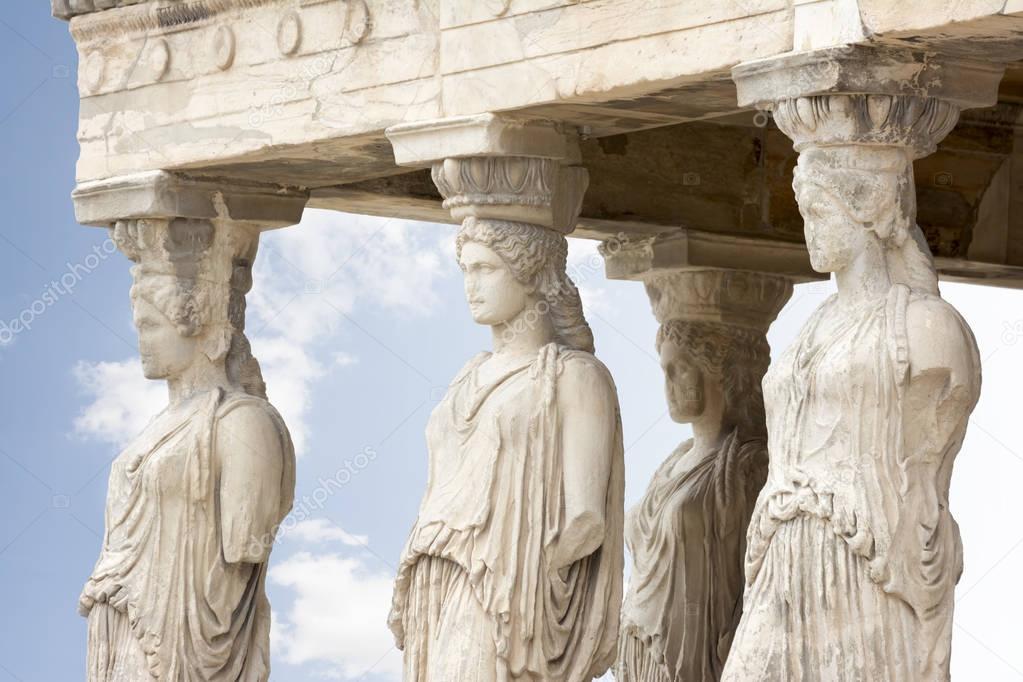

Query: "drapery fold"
left=391, top=344, right=624, bottom=681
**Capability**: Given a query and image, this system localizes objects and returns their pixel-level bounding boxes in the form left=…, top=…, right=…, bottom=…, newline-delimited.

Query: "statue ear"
left=201, top=326, right=232, bottom=362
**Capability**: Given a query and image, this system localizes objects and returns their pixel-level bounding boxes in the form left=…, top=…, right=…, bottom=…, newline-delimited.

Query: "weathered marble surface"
left=724, top=51, right=987, bottom=681
left=615, top=270, right=790, bottom=682
left=388, top=117, right=624, bottom=681
left=55, top=0, right=1023, bottom=189
left=79, top=216, right=296, bottom=681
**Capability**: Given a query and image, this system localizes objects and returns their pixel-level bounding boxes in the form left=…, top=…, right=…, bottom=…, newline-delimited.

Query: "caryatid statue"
left=725, top=48, right=988, bottom=681
left=387, top=116, right=625, bottom=682
left=615, top=269, right=791, bottom=682
left=78, top=214, right=296, bottom=681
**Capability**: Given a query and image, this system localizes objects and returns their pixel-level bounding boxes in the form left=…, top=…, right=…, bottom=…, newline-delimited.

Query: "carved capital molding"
left=601, top=230, right=823, bottom=284
left=387, top=114, right=587, bottom=233
left=387, top=114, right=582, bottom=167
left=772, top=94, right=959, bottom=158
left=733, top=45, right=1004, bottom=157
left=432, top=156, right=587, bottom=234
left=72, top=171, right=308, bottom=229
left=52, top=0, right=150, bottom=20
left=645, top=269, right=792, bottom=331
left=733, top=44, right=1003, bottom=111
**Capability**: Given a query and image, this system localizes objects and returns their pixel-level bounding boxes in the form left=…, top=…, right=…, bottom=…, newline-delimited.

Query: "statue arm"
left=216, top=403, right=287, bottom=564
left=551, top=360, right=617, bottom=570
left=902, top=298, right=980, bottom=469
left=876, top=297, right=980, bottom=606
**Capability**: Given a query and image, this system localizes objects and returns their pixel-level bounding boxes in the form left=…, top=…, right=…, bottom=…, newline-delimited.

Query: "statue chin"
left=668, top=397, right=704, bottom=423
left=469, top=310, right=502, bottom=326
left=139, top=359, right=166, bottom=381
left=669, top=406, right=702, bottom=424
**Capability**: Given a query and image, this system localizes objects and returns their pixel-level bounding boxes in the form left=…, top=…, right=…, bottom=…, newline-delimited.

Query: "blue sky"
left=2, top=4, right=1023, bottom=681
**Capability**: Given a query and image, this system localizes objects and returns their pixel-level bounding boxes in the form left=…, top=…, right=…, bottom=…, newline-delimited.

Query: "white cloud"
left=71, top=358, right=165, bottom=446
left=244, top=210, right=453, bottom=454
left=71, top=211, right=454, bottom=453
left=270, top=550, right=400, bottom=680
left=333, top=351, right=358, bottom=368
left=248, top=211, right=450, bottom=342
left=288, top=519, right=369, bottom=547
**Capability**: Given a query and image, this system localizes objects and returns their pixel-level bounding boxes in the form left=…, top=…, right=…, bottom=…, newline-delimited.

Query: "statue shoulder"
left=557, top=349, right=618, bottom=396
left=903, top=293, right=980, bottom=390
left=214, top=393, right=294, bottom=462
left=904, top=294, right=977, bottom=358
left=557, top=348, right=614, bottom=380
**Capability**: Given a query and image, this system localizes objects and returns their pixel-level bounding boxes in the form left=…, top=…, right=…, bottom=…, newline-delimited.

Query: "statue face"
left=796, top=185, right=863, bottom=274
left=133, top=296, right=197, bottom=380
left=459, top=241, right=533, bottom=327
left=659, top=337, right=706, bottom=422
left=794, top=169, right=877, bottom=275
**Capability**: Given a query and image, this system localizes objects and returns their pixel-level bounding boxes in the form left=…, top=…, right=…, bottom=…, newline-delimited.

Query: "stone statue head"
left=777, top=95, right=944, bottom=295
left=656, top=321, right=770, bottom=436
left=112, top=218, right=266, bottom=397
left=455, top=217, right=594, bottom=353
left=644, top=269, right=788, bottom=434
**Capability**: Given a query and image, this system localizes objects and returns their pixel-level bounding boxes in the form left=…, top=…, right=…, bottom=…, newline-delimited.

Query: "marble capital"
left=643, top=269, right=792, bottom=332
left=733, top=44, right=1004, bottom=112
left=386, top=114, right=587, bottom=233
left=602, top=233, right=798, bottom=332
left=602, top=230, right=823, bottom=285
left=732, top=45, right=1004, bottom=157
left=72, top=170, right=308, bottom=229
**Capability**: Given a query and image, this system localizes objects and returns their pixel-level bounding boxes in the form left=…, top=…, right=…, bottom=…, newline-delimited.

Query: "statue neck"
left=689, top=386, right=731, bottom=453
left=491, top=300, right=556, bottom=358
left=835, top=238, right=892, bottom=308
left=167, top=358, right=231, bottom=406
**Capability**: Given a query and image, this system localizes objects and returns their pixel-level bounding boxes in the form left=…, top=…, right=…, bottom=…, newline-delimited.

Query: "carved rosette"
left=432, top=155, right=588, bottom=234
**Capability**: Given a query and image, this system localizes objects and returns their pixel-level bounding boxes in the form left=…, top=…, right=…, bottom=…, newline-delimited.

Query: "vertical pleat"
left=86, top=603, right=150, bottom=681
left=722, top=516, right=925, bottom=681
left=401, top=556, right=500, bottom=681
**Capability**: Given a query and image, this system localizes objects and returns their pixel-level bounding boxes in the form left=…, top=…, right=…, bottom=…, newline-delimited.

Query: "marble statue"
left=616, top=270, right=789, bottom=682
left=79, top=218, right=296, bottom=681
left=389, top=216, right=625, bottom=681
left=722, top=95, right=983, bottom=681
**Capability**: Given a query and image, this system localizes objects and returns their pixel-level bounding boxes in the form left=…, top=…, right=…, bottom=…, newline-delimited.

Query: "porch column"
left=604, top=232, right=805, bottom=681
left=384, top=114, right=625, bottom=681
left=723, top=46, right=1002, bottom=680
left=73, top=171, right=307, bottom=680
